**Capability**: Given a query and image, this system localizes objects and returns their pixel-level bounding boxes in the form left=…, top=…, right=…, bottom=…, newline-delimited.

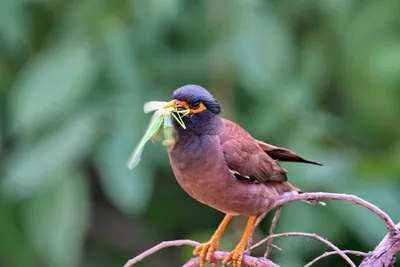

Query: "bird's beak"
left=163, top=99, right=190, bottom=117
left=163, top=99, right=187, bottom=109
left=163, top=99, right=176, bottom=109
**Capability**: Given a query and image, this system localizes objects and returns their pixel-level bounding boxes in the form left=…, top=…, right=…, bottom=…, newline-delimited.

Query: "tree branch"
left=251, top=232, right=356, bottom=267
left=360, top=223, right=400, bottom=267
left=271, top=192, right=399, bottom=238
left=182, top=251, right=280, bottom=267
left=264, top=206, right=282, bottom=257
left=304, top=250, right=368, bottom=267
left=124, top=240, right=199, bottom=267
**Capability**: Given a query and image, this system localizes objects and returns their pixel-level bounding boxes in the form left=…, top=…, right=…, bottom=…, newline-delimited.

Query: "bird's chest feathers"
left=169, top=113, right=222, bottom=167
left=168, top=134, right=227, bottom=206
left=169, top=134, right=215, bottom=170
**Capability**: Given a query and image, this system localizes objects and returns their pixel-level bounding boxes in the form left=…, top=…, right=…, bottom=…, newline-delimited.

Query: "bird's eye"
left=191, top=101, right=201, bottom=110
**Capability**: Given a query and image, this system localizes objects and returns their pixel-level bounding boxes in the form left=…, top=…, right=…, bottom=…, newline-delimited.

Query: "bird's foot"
left=193, top=239, right=219, bottom=267
left=222, top=244, right=245, bottom=267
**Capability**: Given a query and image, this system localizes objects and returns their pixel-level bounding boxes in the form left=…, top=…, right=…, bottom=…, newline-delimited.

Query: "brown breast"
left=168, top=134, right=293, bottom=216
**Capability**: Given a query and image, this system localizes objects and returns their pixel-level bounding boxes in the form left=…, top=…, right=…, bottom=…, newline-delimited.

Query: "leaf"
left=1, top=109, right=99, bottom=200
left=332, top=182, right=400, bottom=246
left=0, top=0, right=26, bottom=50
left=9, top=42, right=96, bottom=134
left=0, top=199, right=40, bottom=267
left=231, top=3, right=292, bottom=93
left=21, top=172, right=89, bottom=267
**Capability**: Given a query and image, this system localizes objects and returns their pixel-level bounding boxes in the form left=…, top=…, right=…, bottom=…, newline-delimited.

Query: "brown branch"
left=270, top=192, right=399, bottom=238
left=304, top=250, right=368, bottom=267
left=182, top=251, right=280, bottom=267
left=251, top=232, right=356, bottom=267
left=123, top=239, right=281, bottom=267
left=124, top=240, right=199, bottom=267
left=360, top=223, right=400, bottom=267
left=264, top=206, right=282, bottom=257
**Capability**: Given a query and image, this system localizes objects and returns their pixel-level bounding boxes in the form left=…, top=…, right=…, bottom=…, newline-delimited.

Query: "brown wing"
left=256, top=140, right=323, bottom=166
left=219, top=119, right=287, bottom=183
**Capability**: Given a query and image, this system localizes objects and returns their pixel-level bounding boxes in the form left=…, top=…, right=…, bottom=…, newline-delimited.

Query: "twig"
left=359, top=222, right=400, bottom=267
left=247, top=206, right=282, bottom=254
left=182, top=251, right=281, bottom=267
left=304, top=250, right=368, bottom=267
left=271, top=192, right=399, bottom=238
left=124, top=240, right=199, bottom=267
left=251, top=232, right=356, bottom=267
left=264, top=206, right=282, bottom=257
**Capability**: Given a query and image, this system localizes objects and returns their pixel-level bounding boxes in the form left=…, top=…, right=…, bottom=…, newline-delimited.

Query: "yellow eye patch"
left=175, top=100, right=207, bottom=114
left=190, top=102, right=207, bottom=113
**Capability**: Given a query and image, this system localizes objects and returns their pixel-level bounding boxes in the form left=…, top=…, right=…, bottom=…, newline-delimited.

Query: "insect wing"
left=127, top=113, right=164, bottom=169
left=143, top=101, right=169, bottom=113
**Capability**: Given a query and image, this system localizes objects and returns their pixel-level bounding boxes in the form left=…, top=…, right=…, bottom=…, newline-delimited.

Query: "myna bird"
left=163, top=85, right=323, bottom=267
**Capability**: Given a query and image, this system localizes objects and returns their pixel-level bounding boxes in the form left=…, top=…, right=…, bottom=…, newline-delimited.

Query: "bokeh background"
left=1, top=0, right=400, bottom=266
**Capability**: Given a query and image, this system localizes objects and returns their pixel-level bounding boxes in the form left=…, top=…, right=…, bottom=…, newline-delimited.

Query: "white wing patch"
left=229, top=169, right=257, bottom=183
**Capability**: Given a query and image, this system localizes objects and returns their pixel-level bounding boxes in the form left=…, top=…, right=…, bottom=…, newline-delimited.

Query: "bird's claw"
left=222, top=245, right=245, bottom=267
left=193, top=240, right=219, bottom=267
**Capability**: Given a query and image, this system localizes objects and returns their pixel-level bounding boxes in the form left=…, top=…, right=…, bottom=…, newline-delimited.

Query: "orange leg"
left=222, top=216, right=257, bottom=267
left=193, top=214, right=232, bottom=267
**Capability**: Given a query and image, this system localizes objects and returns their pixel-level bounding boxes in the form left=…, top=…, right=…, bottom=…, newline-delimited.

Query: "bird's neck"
left=173, top=112, right=222, bottom=136
left=169, top=113, right=222, bottom=169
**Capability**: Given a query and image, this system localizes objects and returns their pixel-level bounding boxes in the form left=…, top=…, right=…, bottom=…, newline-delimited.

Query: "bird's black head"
left=171, top=84, right=221, bottom=115
left=165, top=85, right=222, bottom=135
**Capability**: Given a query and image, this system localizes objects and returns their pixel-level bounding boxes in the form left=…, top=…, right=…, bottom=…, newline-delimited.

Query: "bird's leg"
left=222, top=216, right=257, bottom=267
left=194, top=214, right=232, bottom=267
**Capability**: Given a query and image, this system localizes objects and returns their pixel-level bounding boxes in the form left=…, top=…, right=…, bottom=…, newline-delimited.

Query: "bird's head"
left=164, top=84, right=221, bottom=115
left=164, top=85, right=221, bottom=135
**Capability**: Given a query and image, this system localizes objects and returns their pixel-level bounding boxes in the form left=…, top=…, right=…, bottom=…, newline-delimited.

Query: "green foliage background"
left=1, top=0, right=400, bottom=266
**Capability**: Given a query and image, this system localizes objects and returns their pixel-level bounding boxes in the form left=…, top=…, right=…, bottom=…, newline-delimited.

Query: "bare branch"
left=360, top=223, right=400, bottom=267
left=124, top=240, right=199, bottom=267
left=304, top=250, right=368, bottom=267
left=123, top=239, right=281, bottom=267
left=271, top=192, right=399, bottom=238
left=251, top=232, right=356, bottom=267
left=264, top=206, right=282, bottom=258
left=182, top=251, right=281, bottom=267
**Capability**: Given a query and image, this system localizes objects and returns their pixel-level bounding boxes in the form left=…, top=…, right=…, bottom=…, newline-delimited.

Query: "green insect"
left=127, top=101, right=189, bottom=169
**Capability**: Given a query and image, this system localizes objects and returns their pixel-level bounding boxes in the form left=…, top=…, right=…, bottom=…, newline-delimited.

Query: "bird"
left=163, top=85, right=323, bottom=267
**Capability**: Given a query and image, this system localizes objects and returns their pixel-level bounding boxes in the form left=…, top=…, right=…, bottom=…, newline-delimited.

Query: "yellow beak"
left=163, top=99, right=176, bottom=109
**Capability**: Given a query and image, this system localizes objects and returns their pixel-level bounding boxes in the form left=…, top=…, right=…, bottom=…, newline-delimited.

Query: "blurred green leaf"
left=0, top=199, right=40, bottom=267
left=333, top=182, right=400, bottom=246
left=232, top=3, right=292, bottom=92
left=0, top=0, right=26, bottom=50
left=2, top=109, right=99, bottom=200
left=10, top=42, right=96, bottom=134
left=21, top=171, right=89, bottom=267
